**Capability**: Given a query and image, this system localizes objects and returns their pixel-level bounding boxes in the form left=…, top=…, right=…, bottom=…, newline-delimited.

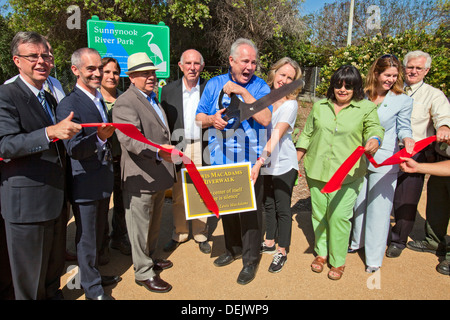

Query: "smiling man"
left=161, top=49, right=211, bottom=254
left=56, top=47, right=120, bottom=300
left=0, top=31, right=81, bottom=300
left=388, top=51, right=450, bottom=267
left=113, top=52, right=176, bottom=294
left=195, top=38, right=271, bottom=285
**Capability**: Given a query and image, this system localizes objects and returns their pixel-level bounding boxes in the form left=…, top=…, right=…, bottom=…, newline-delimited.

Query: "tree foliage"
left=306, top=0, right=449, bottom=49
left=316, top=24, right=449, bottom=97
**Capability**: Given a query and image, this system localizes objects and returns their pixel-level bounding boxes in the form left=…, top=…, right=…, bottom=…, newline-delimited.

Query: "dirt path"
left=60, top=177, right=449, bottom=301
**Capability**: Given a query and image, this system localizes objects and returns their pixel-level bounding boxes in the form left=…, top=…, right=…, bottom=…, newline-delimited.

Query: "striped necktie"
left=38, top=91, right=55, bottom=124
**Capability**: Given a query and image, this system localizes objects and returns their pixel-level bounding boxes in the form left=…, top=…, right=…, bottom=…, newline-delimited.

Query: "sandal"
left=328, top=266, right=345, bottom=280
left=311, top=256, right=327, bottom=273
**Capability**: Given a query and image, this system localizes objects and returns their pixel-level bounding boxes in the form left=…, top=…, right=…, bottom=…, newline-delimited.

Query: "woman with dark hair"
left=296, top=65, right=384, bottom=280
left=349, top=55, right=414, bottom=273
left=251, top=57, right=302, bottom=273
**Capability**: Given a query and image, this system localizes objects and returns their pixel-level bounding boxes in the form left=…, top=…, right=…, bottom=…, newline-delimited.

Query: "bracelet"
left=257, top=157, right=266, bottom=164
left=369, top=136, right=381, bottom=146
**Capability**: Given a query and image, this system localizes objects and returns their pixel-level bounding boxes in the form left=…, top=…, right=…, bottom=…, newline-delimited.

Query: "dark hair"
left=11, top=31, right=48, bottom=57
left=101, top=57, right=121, bottom=74
left=326, top=65, right=365, bottom=102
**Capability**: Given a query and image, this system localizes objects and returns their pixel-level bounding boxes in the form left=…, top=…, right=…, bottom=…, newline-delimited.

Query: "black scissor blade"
left=239, top=78, right=305, bottom=120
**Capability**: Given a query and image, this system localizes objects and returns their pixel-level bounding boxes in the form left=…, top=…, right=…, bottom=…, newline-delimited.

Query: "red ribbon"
left=0, top=123, right=219, bottom=217
left=81, top=123, right=219, bottom=217
left=321, top=135, right=437, bottom=194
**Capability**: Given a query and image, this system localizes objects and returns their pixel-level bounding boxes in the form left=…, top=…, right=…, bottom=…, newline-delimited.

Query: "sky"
left=301, top=0, right=335, bottom=14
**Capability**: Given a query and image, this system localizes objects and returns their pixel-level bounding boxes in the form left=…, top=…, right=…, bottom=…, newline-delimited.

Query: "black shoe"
left=214, top=253, right=238, bottom=267
left=348, top=247, right=362, bottom=254
left=237, top=264, right=258, bottom=285
left=386, top=244, right=404, bottom=258
left=436, top=260, right=449, bottom=275
left=406, top=240, right=446, bottom=256
left=101, top=275, right=122, bottom=286
left=110, top=238, right=132, bottom=256
left=268, top=252, right=287, bottom=273
left=86, top=293, right=115, bottom=300
left=260, top=241, right=276, bottom=254
left=163, top=239, right=181, bottom=252
left=198, top=241, right=211, bottom=254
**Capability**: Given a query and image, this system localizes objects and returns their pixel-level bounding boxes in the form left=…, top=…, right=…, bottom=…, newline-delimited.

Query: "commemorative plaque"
left=181, top=162, right=256, bottom=220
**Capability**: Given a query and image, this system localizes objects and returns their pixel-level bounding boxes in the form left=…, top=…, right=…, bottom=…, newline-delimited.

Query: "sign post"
left=87, top=16, right=170, bottom=79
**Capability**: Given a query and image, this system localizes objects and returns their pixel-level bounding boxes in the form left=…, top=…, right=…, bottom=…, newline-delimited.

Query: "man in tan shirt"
left=387, top=50, right=450, bottom=260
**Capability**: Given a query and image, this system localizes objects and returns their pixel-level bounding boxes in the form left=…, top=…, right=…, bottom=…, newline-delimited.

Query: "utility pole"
left=347, top=0, right=355, bottom=46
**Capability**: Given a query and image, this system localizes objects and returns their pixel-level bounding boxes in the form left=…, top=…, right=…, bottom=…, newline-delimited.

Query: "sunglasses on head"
left=381, top=54, right=398, bottom=60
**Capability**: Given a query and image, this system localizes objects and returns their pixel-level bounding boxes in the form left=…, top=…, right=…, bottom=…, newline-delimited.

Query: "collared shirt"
left=136, top=88, right=166, bottom=125
left=19, top=75, right=54, bottom=141
left=196, top=71, right=271, bottom=166
left=182, top=78, right=202, bottom=140
left=76, top=84, right=108, bottom=145
left=406, top=81, right=450, bottom=141
left=76, top=84, right=108, bottom=123
left=296, top=98, right=384, bottom=184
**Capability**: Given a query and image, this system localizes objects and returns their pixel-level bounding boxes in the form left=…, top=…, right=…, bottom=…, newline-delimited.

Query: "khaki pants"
left=124, top=190, right=165, bottom=281
left=171, top=140, right=208, bottom=243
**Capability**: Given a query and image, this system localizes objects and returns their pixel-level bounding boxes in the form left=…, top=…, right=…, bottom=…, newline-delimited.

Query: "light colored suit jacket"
left=113, top=84, right=176, bottom=194
left=368, top=91, right=413, bottom=174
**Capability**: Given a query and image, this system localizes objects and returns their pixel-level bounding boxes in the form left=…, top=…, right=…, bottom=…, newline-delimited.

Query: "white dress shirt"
left=182, top=78, right=202, bottom=140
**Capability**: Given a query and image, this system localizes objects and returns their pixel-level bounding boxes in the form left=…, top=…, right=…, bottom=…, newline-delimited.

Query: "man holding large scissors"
left=196, top=38, right=271, bottom=285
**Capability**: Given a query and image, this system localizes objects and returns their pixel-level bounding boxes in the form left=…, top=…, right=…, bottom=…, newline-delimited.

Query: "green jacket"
left=296, top=98, right=384, bottom=184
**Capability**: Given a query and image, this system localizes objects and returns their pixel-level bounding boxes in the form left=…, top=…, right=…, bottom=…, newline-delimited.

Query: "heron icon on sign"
left=142, top=32, right=166, bottom=72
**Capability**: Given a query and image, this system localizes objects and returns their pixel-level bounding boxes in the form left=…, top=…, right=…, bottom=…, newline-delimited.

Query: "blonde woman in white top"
left=251, top=57, right=302, bottom=273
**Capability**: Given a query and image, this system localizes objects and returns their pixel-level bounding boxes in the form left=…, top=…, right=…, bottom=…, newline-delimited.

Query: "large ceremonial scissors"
left=218, top=78, right=305, bottom=131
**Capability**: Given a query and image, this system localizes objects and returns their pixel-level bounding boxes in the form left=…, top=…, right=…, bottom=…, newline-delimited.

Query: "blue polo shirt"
left=196, top=71, right=271, bottom=166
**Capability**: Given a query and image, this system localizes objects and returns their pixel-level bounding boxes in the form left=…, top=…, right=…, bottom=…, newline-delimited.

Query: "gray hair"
left=71, top=47, right=100, bottom=68
left=180, top=49, right=204, bottom=65
left=11, top=31, right=48, bottom=57
left=404, top=50, right=432, bottom=69
left=230, top=38, right=258, bottom=59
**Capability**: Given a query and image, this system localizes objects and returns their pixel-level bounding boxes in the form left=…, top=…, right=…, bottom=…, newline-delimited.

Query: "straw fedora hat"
left=125, top=52, right=158, bottom=75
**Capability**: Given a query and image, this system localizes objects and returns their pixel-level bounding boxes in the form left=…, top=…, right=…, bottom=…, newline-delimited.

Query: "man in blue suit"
left=57, top=48, right=120, bottom=300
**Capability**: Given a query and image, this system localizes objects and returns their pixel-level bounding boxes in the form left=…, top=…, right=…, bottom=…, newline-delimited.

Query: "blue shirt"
left=196, top=71, right=271, bottom=166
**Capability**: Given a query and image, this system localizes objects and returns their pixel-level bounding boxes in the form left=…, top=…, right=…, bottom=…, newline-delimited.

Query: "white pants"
left=351, top=171, right=398, bottom=267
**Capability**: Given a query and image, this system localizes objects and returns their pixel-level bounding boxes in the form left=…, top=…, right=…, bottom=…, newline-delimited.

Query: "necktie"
left=38, top=91, right=55, bottom=124
left=147, top=95, right=166, bottom=125
left=404, top=86, right=412, bottom=96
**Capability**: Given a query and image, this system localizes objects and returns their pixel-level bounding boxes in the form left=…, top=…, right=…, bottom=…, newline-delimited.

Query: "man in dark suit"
left=56, top=47, right=119, bottom=300
left=161, top=49, right=210, bottom=254
left=0, top=31, right=81, bottom=300
left=113, top=52, right=176, bottom=293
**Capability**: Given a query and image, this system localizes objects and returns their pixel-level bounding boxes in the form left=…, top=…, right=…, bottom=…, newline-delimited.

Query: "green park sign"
left=87, top=16, right=170, bottom=79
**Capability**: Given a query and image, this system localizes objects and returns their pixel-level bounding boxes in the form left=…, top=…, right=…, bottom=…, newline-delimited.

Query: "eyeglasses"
left=17, top=54, right=54, bottom=63
left=405, top=66, right=427, bottom=73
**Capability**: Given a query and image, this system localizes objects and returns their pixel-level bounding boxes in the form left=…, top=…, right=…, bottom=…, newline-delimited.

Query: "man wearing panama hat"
left=113, top=52, right=176, bottom=293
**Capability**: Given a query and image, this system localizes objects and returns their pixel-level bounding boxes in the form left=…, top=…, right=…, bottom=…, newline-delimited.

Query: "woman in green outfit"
left=296, top=65, right=384, bottom=280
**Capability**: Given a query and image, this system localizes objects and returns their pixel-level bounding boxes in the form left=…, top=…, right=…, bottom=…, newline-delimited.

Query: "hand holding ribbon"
left=321, top=135, right=437, bottom=193
left=81, top=123, right=220, bottom=217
